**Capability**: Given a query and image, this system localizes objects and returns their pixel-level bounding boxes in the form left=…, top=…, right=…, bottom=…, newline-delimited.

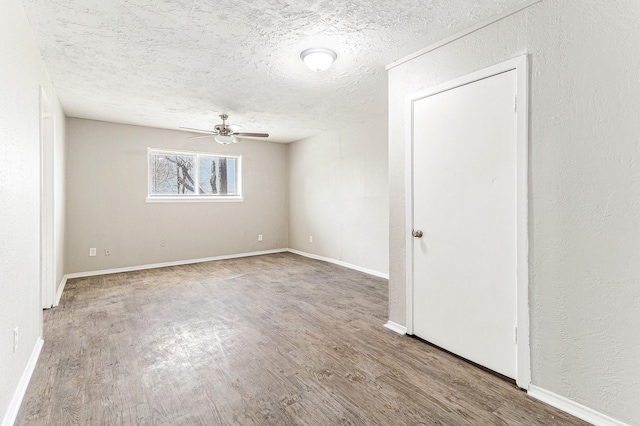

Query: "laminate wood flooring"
left=16, top=253, right=585, bottom=425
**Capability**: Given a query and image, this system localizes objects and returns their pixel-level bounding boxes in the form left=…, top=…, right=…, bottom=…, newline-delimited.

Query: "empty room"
left=1, top=0, right=639, bottom=425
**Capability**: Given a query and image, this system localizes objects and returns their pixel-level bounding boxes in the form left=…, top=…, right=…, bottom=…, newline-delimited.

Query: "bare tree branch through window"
left=148, top=149, right=240, bottom=199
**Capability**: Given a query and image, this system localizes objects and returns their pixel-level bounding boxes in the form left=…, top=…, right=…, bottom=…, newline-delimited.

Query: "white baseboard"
left=2, top=338, right=44, bottom=426
left=64, top=249, right=289, bottom=280
left=528, top=385, right=630, bottom=426
left=287, top=249, right=389, bottom=279
left=384, top=321, right=407, bottom=335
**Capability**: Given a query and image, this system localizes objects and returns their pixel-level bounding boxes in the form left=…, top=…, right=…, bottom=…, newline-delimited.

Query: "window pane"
left=198, top=156, right=239, bottom=195
left=198, top=156, right=215, bottom=194
left=149, top=153, right=195, bottom=195
left=227, top=158, right=237, bottom=194
left=148, top=149, right=241, bottom=200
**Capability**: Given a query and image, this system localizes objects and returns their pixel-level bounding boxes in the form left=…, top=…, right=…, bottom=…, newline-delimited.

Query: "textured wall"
left=0, top=0, right=65, bottom=421
left=388, top=1, right=640, bottom=423
left=65, top=119, right=288, bottom=274
left=288, top=118, right=389, bottom=276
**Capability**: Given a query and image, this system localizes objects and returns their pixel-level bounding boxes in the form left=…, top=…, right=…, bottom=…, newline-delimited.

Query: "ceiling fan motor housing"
left=214, top=124, right=230, bottom=135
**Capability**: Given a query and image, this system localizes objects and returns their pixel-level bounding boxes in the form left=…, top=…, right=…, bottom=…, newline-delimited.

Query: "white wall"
left=388, top=1, right=640, bottom=424
left=65, top=118, right=288, bottom=274
left=288, top=118, right=389, bottom=276
left=0, top=0, right=65, bottom=422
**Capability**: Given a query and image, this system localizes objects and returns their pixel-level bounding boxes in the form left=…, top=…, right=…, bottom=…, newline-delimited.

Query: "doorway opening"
left=40, top=87, right=55, bottom=310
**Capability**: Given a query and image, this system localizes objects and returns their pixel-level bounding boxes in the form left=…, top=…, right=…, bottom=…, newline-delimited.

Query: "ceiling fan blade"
left=179, top=126, right=216, bottom=134
left=233, top=132, right=269, bottom=138
left=188, top=134, right=216, bottom=140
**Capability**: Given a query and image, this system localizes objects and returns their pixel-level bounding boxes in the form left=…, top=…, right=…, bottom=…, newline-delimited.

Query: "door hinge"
left=514, top=325, right=518, bottom=343
left=514, top=94, right=517, bottom=112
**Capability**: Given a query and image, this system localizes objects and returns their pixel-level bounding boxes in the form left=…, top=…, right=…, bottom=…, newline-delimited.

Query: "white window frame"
left=146, top=148, right=243, bottom=203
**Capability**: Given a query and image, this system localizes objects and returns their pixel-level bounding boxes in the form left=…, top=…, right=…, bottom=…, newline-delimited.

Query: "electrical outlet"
left=104, top=248, right=112, bottom=256
left=13, top=327, right=18, bottom=353
left=258, top=234, right=263, bottom=242
left=89, top=247, right=96, bottom=257
left=309, top=235, right=313, bottom=243
left=160, top=239, right=166, bottom=247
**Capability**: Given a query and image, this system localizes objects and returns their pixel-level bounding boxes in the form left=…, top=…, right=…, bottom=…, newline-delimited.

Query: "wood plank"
left=15, top=253, right=587, bottom=425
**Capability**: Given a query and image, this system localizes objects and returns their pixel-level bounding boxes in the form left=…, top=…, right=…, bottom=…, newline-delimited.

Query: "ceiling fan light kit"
left=179, top=114, right=269, bottom=145
left=214, top=134, right=238, bottom=145
left=300, top=47, right=337, bottom=72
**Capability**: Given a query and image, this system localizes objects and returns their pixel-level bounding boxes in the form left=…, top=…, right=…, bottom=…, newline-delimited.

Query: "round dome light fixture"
left=300, top=47, right=337, bottom=72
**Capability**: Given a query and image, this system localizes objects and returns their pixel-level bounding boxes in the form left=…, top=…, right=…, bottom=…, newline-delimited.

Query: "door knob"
left=412, top=229, right=423, bottom=238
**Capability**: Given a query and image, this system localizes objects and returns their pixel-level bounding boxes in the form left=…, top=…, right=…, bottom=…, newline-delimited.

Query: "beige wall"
left=66, top=118, right=288, bottom=274
left=388, top=1, right=640, bottom=423
left=288, top=118, right=389, bottom=276
left=0, top=0, right=65, bottom=422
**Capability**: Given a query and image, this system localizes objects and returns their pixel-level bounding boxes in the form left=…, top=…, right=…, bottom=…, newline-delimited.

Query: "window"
left=147, top=149, right=242, bottom=202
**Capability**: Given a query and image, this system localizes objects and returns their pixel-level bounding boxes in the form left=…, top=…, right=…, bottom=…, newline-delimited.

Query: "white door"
left=412, top=69, right=518, bottom=379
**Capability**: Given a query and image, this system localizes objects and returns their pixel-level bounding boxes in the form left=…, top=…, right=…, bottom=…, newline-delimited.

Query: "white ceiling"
left=21, top=0, right=520, bottom=142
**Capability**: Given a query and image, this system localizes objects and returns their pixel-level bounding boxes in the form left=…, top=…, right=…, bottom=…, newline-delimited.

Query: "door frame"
left=404, top=55, right=530, bottom=388
left=40, top=86, right=56, bottom=310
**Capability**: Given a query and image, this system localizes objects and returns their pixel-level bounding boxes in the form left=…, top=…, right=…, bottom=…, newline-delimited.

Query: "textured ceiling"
left=21, top=0, right=521, bottom=142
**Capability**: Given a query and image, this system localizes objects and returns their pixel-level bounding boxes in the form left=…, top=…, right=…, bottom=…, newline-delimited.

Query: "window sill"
left=146, top=196, right=244, bottom=203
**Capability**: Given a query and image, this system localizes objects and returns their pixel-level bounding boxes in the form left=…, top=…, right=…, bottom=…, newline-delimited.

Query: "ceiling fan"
left=180, top=114, right=269, bottom=145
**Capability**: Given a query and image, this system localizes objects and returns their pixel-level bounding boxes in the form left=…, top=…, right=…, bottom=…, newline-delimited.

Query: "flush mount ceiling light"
left=300, top=47, right=337, bottom=72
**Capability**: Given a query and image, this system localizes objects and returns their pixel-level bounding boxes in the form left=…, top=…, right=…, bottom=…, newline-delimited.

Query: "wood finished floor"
left=16, top=253, right=585, bottom=425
